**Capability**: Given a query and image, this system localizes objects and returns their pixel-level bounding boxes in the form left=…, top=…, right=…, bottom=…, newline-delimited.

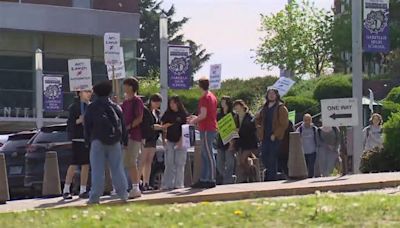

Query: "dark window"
left=31, top=130, right=68, bottom=144
left=1, top=139, right=30, bottom=151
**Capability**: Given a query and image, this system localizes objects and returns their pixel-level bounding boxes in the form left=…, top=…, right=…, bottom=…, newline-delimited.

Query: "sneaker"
left=191, top=181, right=208, bottom=189
left=62, top=193, right=73, bottom=200
left=128, top=188, right=142, bottom=199
left=79, top=192, right=90, bottom=199
left=205, top=182, right=216, bottom=189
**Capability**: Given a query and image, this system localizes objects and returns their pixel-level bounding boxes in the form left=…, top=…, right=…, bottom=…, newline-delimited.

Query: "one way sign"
left=321, top=98, right=359, bottom=127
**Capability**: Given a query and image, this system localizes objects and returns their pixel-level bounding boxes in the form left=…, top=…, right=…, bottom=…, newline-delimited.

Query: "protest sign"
left=168, top=45, right=191, bottom=89
left=104, top=33, right=121, bottom=66
left=218, top=113, right=239, bottom=145
left=68, top=59, right=92, bottom=91
left=181, top=124, right=196, bottom=149
left=288, top=110, right=296, bottom=124
left=270, top=77, right=295, bottom=97
left=43, top=75, right=63, bottom=112
left=209, top=64, right=222, bottom=90
left=107, top=47, right=126, bottom=80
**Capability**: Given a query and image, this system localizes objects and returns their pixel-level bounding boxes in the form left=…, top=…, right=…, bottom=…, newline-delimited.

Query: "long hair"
left=167, top=95, right=187, bottom=114
left=220, top=96, right=233, bottom=114
left=147, top=93, right=162, bottom=110
left=264, top=88, right=284, bottom=107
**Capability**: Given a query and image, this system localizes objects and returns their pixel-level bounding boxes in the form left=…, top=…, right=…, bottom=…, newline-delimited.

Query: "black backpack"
left=141, top=106, right=155, bottom=140
left=98, top=104, right=123, bottom=145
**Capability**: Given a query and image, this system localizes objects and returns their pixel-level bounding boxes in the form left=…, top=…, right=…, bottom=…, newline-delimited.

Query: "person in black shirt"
left=160, top=96, right=189, bottom=190
left=63, top=90, right=92, bottom=200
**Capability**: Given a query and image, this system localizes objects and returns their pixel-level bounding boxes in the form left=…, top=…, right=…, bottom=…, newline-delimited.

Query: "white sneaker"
left=128, top=188, right=142, bottom=199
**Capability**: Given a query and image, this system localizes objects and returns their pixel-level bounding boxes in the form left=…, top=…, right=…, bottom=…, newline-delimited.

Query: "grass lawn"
left=1, top=192, right=400, bottom=227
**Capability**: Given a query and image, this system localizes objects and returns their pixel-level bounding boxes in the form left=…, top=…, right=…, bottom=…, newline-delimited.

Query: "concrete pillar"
left=288, top=132, right=308, bottom=179
left=184, top=154, right=192, bottom=187
left=0, top=153, right=10, bottom=204
left=42, top=151, right=61, bottom=197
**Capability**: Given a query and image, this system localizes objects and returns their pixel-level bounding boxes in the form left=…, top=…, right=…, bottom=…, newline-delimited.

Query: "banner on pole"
left=104, top=33, right=121, bottom=66
left=363, top=0, right=390, bottom=53
left=209, top=64, right=222, bottom=90
left=288, top=110, right=296, bottom=124
left=218, top=113, right=239, bottom=145
left=68, top=59, right=92, bottom=91
left=107, top=47, right=126, bottom=80
left=168, top=45, right=191, bottom=89
left=43, top=75, right=63, bottom=112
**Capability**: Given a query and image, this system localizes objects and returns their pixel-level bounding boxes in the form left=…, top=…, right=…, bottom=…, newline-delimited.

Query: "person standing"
left=216, top=96, right=235, bottom=185
left=297, top=114, right=318, bottom=178
left=63, top=90, right=92, bottom=200
left=138, top=94, right=163, bottom=191
left=363, top=113, right=383, bottom=151
left=255, top=88, right=289, bottom=181
left=84, top=81, right=128, bottom=204
left=121, top=77, right=143, bottom=198
left=317, top=126, right=340, bottom=177
left=189, top=78, right=218, bottom=189
left=160, top=96, right=189, bottom=190
left=233, top=100, right=259, bottom=183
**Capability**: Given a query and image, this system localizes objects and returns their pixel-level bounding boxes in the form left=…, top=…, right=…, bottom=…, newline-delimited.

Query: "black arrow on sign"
left=330, top=113, right=352, bottom=120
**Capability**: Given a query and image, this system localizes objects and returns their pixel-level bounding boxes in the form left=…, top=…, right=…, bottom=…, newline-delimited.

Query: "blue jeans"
left=261, top=139, right=281, bottom=181
left=89, top=140, right=128, bottom=203
left=216, top=148, right=235, bottom=184
left=304, top=152, right=316, bottom=178
left=162, top=141, right=187, bottom=189
left=200, top=131, right=217, bottom=182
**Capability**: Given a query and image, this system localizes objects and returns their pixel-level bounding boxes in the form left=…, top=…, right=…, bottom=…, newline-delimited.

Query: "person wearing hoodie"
left=297, top=114, right=318, bottom=178
left=255, top=88, right=289, bottom=181
left=363, top=113, right=383, bottom=151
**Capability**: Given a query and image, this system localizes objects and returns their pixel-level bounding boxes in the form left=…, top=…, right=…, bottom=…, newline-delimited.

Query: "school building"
left=0, top=0, right=140, bottom=132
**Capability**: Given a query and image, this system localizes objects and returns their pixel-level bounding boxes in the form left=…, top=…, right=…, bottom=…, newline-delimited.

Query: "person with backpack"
left=84, top=81, right=128, bottom=204
left=63, top=90, right=92, bottom=200
left=216, top=96, right=236, bottom=185
left=297, top=114, right=318, bottom=178
left=317, top=125, right=340, bottom=177
left=161, top=96, right=189, bottom=190
left=363, top=113, right=383, bottom=151
left=138, top=94, right=163, bottom=191
left=255, top=88, right=289, bottom=181
left=121, top=77, right=143, bottom=199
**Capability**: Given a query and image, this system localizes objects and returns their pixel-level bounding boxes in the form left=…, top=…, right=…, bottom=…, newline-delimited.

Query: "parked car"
left=0, top=131, right=36, bottom=198
left=0, top=134, right=10, bottom=148
left=24, top=124, right=72, bottom=196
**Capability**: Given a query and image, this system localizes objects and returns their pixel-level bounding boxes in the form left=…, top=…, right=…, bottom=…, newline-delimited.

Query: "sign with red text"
left=104, top=33, right=121, bottom=66
left=68, top=59, right=92, bottom=91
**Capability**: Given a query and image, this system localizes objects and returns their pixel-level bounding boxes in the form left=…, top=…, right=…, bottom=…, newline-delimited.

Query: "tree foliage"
left=138, top=0, right=211, bottom=77
left=256, top=0, right=333, bottom=77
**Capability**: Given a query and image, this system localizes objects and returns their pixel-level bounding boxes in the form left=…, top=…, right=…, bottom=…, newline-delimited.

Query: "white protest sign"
left=107, top=47, right=126, bottom=80
left=321, top=98, right=359, bottom=127
left=270, top=77, right=295, bottom=96
left=68, top=59, right=92, bottom=91
left=181, top=124, right=196, bottom=149
left=104, top=33, right=121, bottom=66
left=209, top=64, right=222, bottom=90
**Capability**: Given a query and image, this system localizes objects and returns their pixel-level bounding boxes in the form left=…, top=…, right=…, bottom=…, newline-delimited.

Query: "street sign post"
left=321, top=98, right=359, bottom=127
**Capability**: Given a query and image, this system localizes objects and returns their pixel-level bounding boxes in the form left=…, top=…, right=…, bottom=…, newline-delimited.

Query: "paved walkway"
left=0, top=172, right=399, bottom=213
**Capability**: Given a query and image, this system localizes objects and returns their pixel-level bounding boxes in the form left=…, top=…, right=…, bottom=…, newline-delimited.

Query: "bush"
left=360, top=147, right=386, bottom=173
left=284, top=96, right=319, bottom=123
left=383, top=112, right=400, bottom=168
left=385, top=86, right=400, bottom=103
left=381, top=100, right=400, bottom=121
left=313, top=75, right=352, bottom=101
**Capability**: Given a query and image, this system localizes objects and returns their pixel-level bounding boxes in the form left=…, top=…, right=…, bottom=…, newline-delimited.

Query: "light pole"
left=35, top=49, right=44, bottom=129
left=352, top=0, right=363, bottom=173
left=159, top=13, right=168, bottom=113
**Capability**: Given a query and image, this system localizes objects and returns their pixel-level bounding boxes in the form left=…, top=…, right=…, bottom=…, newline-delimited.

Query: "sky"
left=161, top=0, right=334, bottom=80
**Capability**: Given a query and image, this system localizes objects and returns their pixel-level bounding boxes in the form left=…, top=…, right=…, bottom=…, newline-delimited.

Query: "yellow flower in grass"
left=234, top=210, right=244, bottom=216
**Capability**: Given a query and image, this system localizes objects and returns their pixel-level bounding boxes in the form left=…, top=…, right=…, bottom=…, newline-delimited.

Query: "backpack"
left=97, top=104, right=123, bottom=145
left=141, top=106, right=155, bottom=140
left=299, top=125, right=317, bottom=145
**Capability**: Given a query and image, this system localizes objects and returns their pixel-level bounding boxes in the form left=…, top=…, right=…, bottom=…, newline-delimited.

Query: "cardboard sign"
left=321, top=98, right=359, bottom=127
left=270, top=77, right=295, bottom=97
left=104, top=33, right=121, bottom=66
left=209, top=64, right=222, bottom=90
left=218, top=113, right=239, bottom=145
left=181, top=124, right=196, bottom=149
left=68, top=59, right=92, bottom=91
left=288, top=110, right=296, bottom=124
left=107, top=47, right=126, bottom=80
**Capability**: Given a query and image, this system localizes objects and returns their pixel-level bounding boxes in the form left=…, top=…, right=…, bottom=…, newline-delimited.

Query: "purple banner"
left=363, top=0, right=390, bottom=53
left=43, top=75, right=63, bottom=112
left=168, top=45, right=191, bottom=90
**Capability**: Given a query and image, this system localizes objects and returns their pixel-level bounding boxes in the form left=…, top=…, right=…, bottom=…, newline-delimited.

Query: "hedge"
left=313, top=75, right=352, bottom=101
left=284, top=96, right=319, bottom=123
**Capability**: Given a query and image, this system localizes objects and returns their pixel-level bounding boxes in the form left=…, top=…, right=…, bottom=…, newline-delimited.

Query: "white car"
left=0, top=134, right=10, bottom=148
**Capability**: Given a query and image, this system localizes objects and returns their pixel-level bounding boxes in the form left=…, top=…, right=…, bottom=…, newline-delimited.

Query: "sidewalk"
left=1, top=172, right=399, bottom=213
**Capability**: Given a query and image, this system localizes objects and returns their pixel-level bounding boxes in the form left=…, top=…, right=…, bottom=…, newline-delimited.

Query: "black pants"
left=304, top=152, right=316, bottom=178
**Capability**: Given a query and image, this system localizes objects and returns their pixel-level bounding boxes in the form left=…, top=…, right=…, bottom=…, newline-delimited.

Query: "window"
left=72, top=0, right=91, bottom=8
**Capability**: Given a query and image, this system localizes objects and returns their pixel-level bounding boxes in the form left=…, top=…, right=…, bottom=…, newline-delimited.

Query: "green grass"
left=1, top=193, right=400, bottom=227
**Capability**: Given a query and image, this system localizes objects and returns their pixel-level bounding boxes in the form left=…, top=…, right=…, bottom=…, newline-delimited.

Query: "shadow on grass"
left=35, top=197, right=82, bottom=209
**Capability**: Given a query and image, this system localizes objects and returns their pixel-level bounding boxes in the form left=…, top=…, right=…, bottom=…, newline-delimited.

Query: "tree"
left=138, top=0, right=211, bottom=77
left=256, top=0, right=333, bottom=77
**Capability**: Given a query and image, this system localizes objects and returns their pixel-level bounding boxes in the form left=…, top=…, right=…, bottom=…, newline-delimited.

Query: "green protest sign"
left=217, top=113, right=238, bottom=145
left=289, top=110, right=296, bottom=124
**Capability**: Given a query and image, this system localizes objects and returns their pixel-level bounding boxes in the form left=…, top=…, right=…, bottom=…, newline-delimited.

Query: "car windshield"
left=1, top=139, right=30, bottom=151
left=31, top=131, right=68, bottom=144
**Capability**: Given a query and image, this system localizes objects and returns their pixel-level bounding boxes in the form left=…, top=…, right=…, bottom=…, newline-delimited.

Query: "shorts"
left=144, top=139, right=157, bottom=148
left=123, top=139, right=142, bottom=168
left=71, top=140, right=90, bottom=165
